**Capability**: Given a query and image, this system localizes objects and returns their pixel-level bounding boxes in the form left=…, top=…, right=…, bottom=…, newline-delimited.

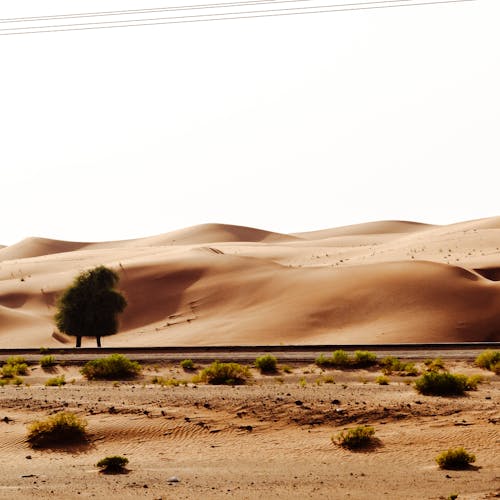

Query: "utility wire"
left=0, top=0, right=478, bottom=36
left=0, top=0, right=415, bottom=23
left=0, top=0, right=431, bottom=32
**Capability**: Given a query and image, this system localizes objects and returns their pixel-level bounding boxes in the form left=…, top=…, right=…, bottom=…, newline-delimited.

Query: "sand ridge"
left=1, top=218, right=499, bottom=347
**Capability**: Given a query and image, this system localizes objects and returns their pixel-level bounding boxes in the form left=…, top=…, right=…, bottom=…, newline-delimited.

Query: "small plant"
left=475, top=350, right=500, bottom=372
left=333, top=425, right=376, bottom=450
left=39, top=347, right=50, bottom=354
left=315, top=350, right=350, bottom=368
left=323, top=375, right=335, bottom=384
left=45, top=375, right=66, bottom=387
left=353, top=350, right=377, bottom=367
left=298, top=377, right=307, bottom=388
left=197, top=361, right=251, bottom=385
left=379, top=356, right=418, bottom=376
left=180, top=359, right=195, bottom=371
left=1, top=356, right=29, bottom=378
left=96, top=455, right=129, bottom=474
left=81, top=354, right=142, bottom=380
left=27, top=412, right=87, bottom=448
left=151, top=376, right=187, bottom=387
left=281, top=365, right=293, bottom=374
left=424, top=357, right=446, bottom=372
left=254, top=355, right=278, bottom=374
left=13, top=376, right=23, bottom=386
left=0, top=379, right=8, bottom=387
left=40, top=355, right=57, bottom=368
left=435, top=447, right=476, bottom=469
left=414, top=372, right=469, bottom=396
left=375, top=375, right=389, bottom=385
left=465, top=374, right=483, bottom=390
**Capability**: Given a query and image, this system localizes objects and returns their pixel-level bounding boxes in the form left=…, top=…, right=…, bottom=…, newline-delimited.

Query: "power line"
left=0, top=0, right=428, bottom=32
left=0, top=0, right=415, bottom=23
left=0, top=0, right=478, bottom=36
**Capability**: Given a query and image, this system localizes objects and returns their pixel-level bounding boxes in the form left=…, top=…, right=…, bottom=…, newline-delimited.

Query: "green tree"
left=54, top=266, right=127, bottom=348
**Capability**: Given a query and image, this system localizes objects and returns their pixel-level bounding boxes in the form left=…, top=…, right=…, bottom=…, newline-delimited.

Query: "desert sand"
left=0, top=359, right=498, bottom=499
left=1, top=217, right=500, bottom=347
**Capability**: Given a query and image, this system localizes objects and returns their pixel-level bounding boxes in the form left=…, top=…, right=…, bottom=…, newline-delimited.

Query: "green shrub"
left=96, top=455, right=129, bottom=474
left=353, top=350, right=377, bottom=367
left=475, top=350, right=500, bottom=372
left=1, top=356, right=29, bottom=378
left=379, top=356, right=418, bottom=376
left=198, top=361, right=251, bottom=385
left=27, top=412, right=87, bottom=447
left=375, top=375, right=389, bottom=385
left=40, top=355, right=57, bottom=368
left=13, top=376, right=23, bottom=386
left=465, top=374, right=483, bottom=390
left=424, top=357, right=446, bottom=372
left=333, top=425, right=376, bottom=449
left=315, top=350, right=350, bottom=368
left=180, top=359, right=195, bottom=371
left=436, top=447, right=476, bottom=469
left=414, top=372, right=469, bottom=396
left=281, top=365, right=293, bottom=373
left=151, top=376, right=187, bottom=387
left=254, top=355, right=278, bottom=374
left=45, top=375, right=66, bottom=387
left=81, top=354, right=142, bottom=380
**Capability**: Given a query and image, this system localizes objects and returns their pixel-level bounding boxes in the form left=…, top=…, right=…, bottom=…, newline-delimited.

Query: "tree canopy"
left=54, top=266, right=127, bottom=347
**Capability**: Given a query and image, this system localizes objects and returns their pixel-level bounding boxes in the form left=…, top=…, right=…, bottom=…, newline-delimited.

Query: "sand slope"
left=1, top=219, right=499, bottom=347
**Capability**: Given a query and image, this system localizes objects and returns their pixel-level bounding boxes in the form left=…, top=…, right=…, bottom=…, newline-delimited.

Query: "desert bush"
left=375, top=375, right=389, bottom=385
left=353, top=350, right=377, bottom=367
left=435, top=447, right=476, bottom=469
left=414, top=372, right=469, bottom=396
left=27, top=412, right=87, bottom=447
left=40, top=355, right=57, bottom=368
left=424, top=357, right=447, bottom=372
left=379, top=356, right=418, bottom=376
left=1, top=356, right=29, bottom=378
left=475, top=350, right=500, bottom=372
left=465, top=374, right=483, bottom=390
left=45, top=375, right=66, bottom=387
left=13, top=377, right=23, bottom=386
left=180, top=359, right=195, bottom=371
left=281, top=365, right=293, bottom=373
left=81, top=354, right=142, bottom=380
left=197, top=361, right=251, bottom=385
left=96, top=455, right=129, bottom=474
left=151, top=376, right=187, bottom=387
left=333, top=425, right=376, bottom=449
left=315, top=350, right=350, bottom=368
left=254, top=354, right=278, bottom=374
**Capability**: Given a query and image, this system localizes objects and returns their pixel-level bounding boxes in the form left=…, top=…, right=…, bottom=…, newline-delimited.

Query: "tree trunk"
left=76, top=336, right=82, bottom=348
left=96, top=336, right=101, bottom=348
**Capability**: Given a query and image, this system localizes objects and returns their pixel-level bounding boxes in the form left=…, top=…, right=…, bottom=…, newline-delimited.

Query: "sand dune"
left=1, top=218, right=499, bottom=347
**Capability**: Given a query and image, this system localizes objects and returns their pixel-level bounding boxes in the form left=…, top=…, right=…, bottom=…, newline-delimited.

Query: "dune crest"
left=1, top=217, right=499, bottom=347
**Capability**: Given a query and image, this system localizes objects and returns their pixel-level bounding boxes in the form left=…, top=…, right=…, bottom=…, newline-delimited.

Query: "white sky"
left=1, top=0, right=499, bottom=245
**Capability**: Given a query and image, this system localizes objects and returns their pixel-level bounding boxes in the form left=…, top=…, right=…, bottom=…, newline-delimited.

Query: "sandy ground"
left=0, top=360, right=498, bottom=499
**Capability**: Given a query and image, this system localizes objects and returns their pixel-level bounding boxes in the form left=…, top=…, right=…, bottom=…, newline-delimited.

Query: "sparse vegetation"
left=375, top=375, right=389, bottom=385
left=475, top=350, right=500, bottom=373
left=27, top=412, right=87, bottom=448
left=96, top=455, right=129, bottom=474
left=281, top=365, right=293, bottom=374
left=80, top=354, right=142, bottom=380
left=254, top=354, right=278, bottom=374
left=424, top=357, right=447, bottom=372
left=180, top=359, right=195, bottom=371
left=379, top=356, right=419, bottom=376
left=414, top=372, right=469, bottom=396
left=151, top=376, right=187, bottom=386
left=333, top=425, right=376, bottom=449
left=353, top=350, right=377, bottom=367
left=1, top=356, right=28, bottom=378
left=315, top=350, right=377, bottom=368
left=435, top=447, right=476, bottom=469
left=465, top=374, right=483, bottom=390
left=45, top=375, right=66, bottom=387
left=40, top=355, right=57, bottom=368
left=196, top=361, right=251, bottom=385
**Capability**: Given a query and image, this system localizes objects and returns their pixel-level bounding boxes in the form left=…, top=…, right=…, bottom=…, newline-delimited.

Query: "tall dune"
left=0, top=218, right=499, bottom=347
